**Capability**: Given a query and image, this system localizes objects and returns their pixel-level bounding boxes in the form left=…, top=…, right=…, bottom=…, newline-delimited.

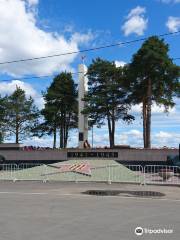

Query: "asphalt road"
left=0, top=182, right=179, bottom=240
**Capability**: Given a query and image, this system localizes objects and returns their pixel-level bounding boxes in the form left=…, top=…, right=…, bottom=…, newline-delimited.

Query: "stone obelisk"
left=78, top=64, right=88, bottom=148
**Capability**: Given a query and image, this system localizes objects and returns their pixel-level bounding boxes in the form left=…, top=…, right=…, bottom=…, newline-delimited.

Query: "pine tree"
left=4, top=86, right=39, bottom=143
left=83, top=58, right=134, bottom=148
left=125, top=36, right=180, bottom=148
left=0, top=95, right=8, bottom=143
left=41, top=72, right=78, bottom=148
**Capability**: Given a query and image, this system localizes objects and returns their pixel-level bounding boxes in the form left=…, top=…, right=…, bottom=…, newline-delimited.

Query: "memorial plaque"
left=67, top=151, right=118, bottom=158
left=79, top=132, right=84, bottom=141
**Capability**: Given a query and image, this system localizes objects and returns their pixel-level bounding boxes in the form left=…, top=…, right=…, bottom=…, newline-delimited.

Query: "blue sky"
left=0, top=0, right=179, bottom=147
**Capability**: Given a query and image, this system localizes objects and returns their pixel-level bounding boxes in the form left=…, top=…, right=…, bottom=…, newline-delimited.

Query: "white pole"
left=78, top=64, right=88, bottom=148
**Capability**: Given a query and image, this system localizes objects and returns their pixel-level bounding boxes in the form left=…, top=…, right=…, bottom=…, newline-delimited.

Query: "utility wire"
left=0, top=56, right=179, bottom=83
left=0, top=30, right=179, bottom=83
left=0, top=30, right=179, bottom=66
left=0, top=71, right=83, bottom=82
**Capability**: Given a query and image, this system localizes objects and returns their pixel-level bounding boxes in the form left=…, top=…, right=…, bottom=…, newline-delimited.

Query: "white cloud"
left=115, top=60, right=126, bottom=67
left=0, top=80, right=44, bottom=109
left=71, top=31, right=94, bottom=46
left=120, top=130, right=180, bottom=147
left=86, top=128, right=179, bottom=148
left=130, top=101, right=179, bottom=130
left=131, top=102, right=175, bottom=114
left=127, top=6, right=146, bottom=18
left=117, top=130, right=143, bottom=146
left=0, top=0, right=93, bottom=77
left=27, top=0, right=39, bottom=6
left=22, top=129, right=180, bottom=148
left=153, top=131, right=180, bottom=147
left=122, top=6, right=148, bottom=36
left=166, top=16, right=180, bottom=32
left=131, top=103, right=176, bottom=114
left=23, top=136, right=52, bottom=147
left=155, top=131, right=172, bottom=138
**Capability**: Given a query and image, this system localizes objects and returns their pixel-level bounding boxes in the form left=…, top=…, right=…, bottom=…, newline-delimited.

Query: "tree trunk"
left=107, top=115, right=113, bottom=148
left=64, top=113, right=70, bottom=148
left=60, top=125, right=63, bottom=148
left=0, top=132, right=3, bottom=143
left=63, top=113, right=67, bottom=148
left=15, top=115, right=19, bottom=144
left=111, top=116, right=115, bottom=148
left=63, top=122, right=66, bottom=148
left=146, top=105, right=151, bottom=147
left=143, top=100, right=147, bottom=148
left=64, top=124, right=68, bottom=148
left=53, top=126, right=56, bottom=149
left=15, top=130, right=19, bottom=144
left=145, top=79, right=152, bottom=148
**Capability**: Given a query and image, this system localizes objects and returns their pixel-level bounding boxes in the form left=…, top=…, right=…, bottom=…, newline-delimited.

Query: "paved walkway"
left=0, top=182, right=180, bottom=240
left=0, top=181, right=179, bottom=199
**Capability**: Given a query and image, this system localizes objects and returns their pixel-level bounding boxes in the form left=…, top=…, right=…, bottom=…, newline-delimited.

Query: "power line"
left=0, top=71, right=82, bottom=82
left=0, top=30, right=179, bottom=66
left=0, top=75, right=53, bottom=82
left=0, top=56, right=179, bottom=83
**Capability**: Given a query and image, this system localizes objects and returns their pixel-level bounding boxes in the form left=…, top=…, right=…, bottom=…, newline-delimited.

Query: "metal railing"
left=144, top=165, right=180, bottom=185
left=0, top=163, right=179, bottom=185
left=0, top=164, right=18, bottom=181
left=108, top=164, right=144, bottom=184
left=0, top=164, right=44, bottom=182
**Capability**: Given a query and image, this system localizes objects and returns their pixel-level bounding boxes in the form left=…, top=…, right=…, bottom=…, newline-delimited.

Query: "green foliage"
left=0, top=95, right=8, bottom=143
left=0, top=37, right=179, bottom=148
left=3, top=86, right=40, bottom=143
left=40, top=72, right=78, bottom=148
left=83, top=58, right=134, bottom=147
left=126, top=36, right=180, bottom=107
left=125, top=36, right=180, bottom=147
